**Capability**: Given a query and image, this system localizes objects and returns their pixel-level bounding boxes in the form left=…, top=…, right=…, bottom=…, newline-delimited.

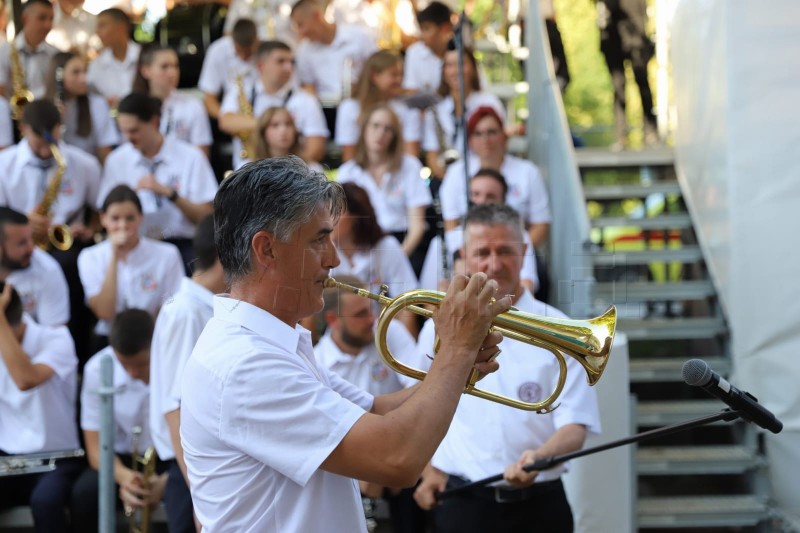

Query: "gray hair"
left=214, top=155, right=345, bottom=284
left=463, top=203, right=526, bottom=243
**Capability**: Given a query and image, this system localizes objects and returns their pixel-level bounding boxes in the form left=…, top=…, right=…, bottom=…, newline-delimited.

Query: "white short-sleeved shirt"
left=402, top=41, right=442, bottom=93
left=221, top=81, right=329, bottom=169
left=336, top=156, right=431, bottom=233
left=0, top=97, right=13, bottom=148
left=181, top=296, right=373, bottom=532
left=315, top=321, right=412, bottom=397
left=421, top=92, right=505, bottom=154
left=161, top=91, right=213, bottom=147
left=0, top=34, right=59, bottom=100
left=0, top=140, right=102, bottom=225
left=62, top=95, right=121, bottom=155
left=6, top=248, right=71, bottom=326
left=332, top=235, right=419, bottom=297
left=77, top=238, right=184, bottom=335
left=222, top=0, right=296, bottom=45
left=47, top=7, right=101, bottom=55
left=411, top=290, right=601, bottom=483
left=197, top=36, right=259, bottom=97
left=334, top=98, right=421, bottom=147
left=149, top=277, right=214, bottom=461
left=87, top=41, right=141, bottom=102
left=0, top=316, right=79, bottom=454
left=98, top=136, right=218, bottom=239
left=440, top=154, right=552, bottom=225
left=295, top=24, right=377, bottom=103
left=81, top=346, right=153, bottom=454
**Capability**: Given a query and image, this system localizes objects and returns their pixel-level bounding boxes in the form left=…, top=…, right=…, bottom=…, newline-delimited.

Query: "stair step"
left=637, top=445, right=762, bottom=475
left=591, top=213, right=693, bottom=230
left=630, top=356, right=731, bottom=383
left=637, top=400, right=730, bottom=427
left=585, top=181, right=682, bottom=200
left=593, top=246, right=704, bottom=266
left=576, top=147, right=676, bottom=168
left=619, top=316, right=727, bottom=340
left=638, top=495, right=769, bottom=528
left=596, top=280, right=716, bottom=302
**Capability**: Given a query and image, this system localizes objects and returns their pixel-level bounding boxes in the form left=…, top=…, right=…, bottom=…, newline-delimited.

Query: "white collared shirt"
left=336, top=155, right=431, bottom=233
left=0, top=97, right=12, bottom=148
left=149, top=277, right=214, bottom=460
left=221, top=80, right=329, bottom=170
left=411, top=290, right=601, bottom=483
left=161, top=91, right=213, bottom=148
left=98, top=136, right=218, bottom=239
left=181, top=296, right=372, bottom=532
left=0, top=139, right=102, bottom=225
left=0, top=33, right=60, bottom=100
left=421, top=91, right=505, bottom=153
left=47, top=6, right=101, bottom=55
left=222, top=0, right=296, bottom=45
left=81, top=346, right=153, bottom=454
left=0, top=315, right=79, bottom=454
left=315, top=321, right=411, bottom=397
left=295, top=24, right=378, bottom=103
left=333, top=235, right=419, bottom=297
left=197, top=36, right=258, bottom=97
left=62, top=94, right=120, bottom=155
left=334, top=97, right=421, bottom=146
left=6, top=248, right=70, bottom=326
left=77, top=238, right=184, bottom=335
left=402, top=41, right=443, bottom=93
left=87, top=41, right=141, bottom=101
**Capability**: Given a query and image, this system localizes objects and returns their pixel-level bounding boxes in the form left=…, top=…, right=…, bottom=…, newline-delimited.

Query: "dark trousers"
left=0, top=455, right=85, bottom=533
left=163, top=460, right=195, bottom=533
left=432, top=476, right=573, bottom=533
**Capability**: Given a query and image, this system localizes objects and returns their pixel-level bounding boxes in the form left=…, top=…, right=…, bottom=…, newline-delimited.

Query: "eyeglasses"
left=470, top=128, right=502, bottom=139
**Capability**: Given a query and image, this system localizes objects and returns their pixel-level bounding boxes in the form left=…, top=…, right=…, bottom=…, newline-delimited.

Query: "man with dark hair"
left=87, top=8, right=139, bottom=108
left=0, top=280, right=83, bottom=531
left=149, top=214, right=224, bottom=533
left=180, top=156, right=509, bottom=530
left=0, top=0, right=57, bottom=99
left=98, top=93, right=217, bottom=270
left=71, top=308, right=168, bottom=533
left=403, top=1, right=454, bottom=93
left=219, top=39, right=328, bottom=167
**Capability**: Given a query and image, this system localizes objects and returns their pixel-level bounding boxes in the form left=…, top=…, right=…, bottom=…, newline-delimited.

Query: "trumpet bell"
left=48, top=224, right=74, bottom=251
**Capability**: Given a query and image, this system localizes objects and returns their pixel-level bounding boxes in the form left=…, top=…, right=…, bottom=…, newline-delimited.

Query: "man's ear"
left=251, top=230, right=277, bottom=270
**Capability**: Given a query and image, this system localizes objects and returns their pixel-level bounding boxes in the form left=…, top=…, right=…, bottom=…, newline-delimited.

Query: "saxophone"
left=9, top=45, right=35, bottom=121
left=235, top=72, right=254, bottom=160
left=34, top=142, right=74, bottom=251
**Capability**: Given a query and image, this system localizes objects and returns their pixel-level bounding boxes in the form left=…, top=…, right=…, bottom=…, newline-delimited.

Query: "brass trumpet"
left=325, top=277, right=616, bottom=413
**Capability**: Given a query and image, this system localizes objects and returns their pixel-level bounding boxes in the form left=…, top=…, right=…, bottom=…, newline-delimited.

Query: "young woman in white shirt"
left=132, top=44, right=212, bottom=156
left=250, top=106, right=323, bottom=172
left=336, top=104, right=431, bottom=267
left=45, top=52, right=120, bottom=163
left=335, top=50, right=421, bottom=162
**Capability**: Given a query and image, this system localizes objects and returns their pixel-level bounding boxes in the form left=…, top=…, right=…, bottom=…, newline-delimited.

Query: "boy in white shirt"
left=0, top=0, right=58, bottom=101
left=86, top=8, right=141, bottom=109
left=403, top=2, right=454, bottom=94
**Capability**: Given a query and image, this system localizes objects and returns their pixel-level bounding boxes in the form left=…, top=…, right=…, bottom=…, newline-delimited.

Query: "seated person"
left=403, top=2, right=454, bottom=94
left=251, top=106, right=324, bottom=172
left=86, top=8, right=140, bottom=110
left=71, top=308, right=168, bottom=533
left=0, top=281, right=83, bottom=532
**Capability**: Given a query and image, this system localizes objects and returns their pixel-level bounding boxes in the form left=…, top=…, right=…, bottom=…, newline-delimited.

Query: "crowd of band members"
left=0, top=0, right=586, bottom=531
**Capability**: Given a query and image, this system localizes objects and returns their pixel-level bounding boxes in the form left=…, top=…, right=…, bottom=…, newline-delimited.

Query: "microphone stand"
left=438, top=408, right=744, bottom=500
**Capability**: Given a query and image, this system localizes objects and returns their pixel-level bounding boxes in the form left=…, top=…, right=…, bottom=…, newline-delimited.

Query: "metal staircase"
left=579, top=146, right=772, bottom=531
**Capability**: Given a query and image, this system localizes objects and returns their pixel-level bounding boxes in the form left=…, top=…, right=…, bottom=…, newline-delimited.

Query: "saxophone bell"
left=9, top=45, right=34, bottom=122
left=34, top=141, right=74, bottom=251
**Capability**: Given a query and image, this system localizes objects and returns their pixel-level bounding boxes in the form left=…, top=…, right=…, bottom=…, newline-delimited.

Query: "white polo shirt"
left=332, top=235, right=419, bottom=297
left=62, top=95, right=121, bottom=156
left=0, top=34, right=59, bottom=100
left=98, top=136, right=218, bottom=239
left=77, top=238, right=184, bottom=335
left=295, top=24, right=377, bottom=103
left=402, top=41, right=442, bottom=93
left=421, top=92, right=505, bottom=154
left=0, top=97, right=12, bottom=148
left=0, top=315, right=79, bottom=454
left=81, top=346, right=153, bottom=454
left=412, top=290, right=601, bottom=483
left=221, top=80, right=329, bottom=169
left=197, top=36, right=258, bottom=98
left=334, top=98, right=421, bottom=147
left=440, top=153, right=552, bottom=226
left=336, top=155, right=431, bottom=233
left=315, top=320, right=412, bottom=397
left=0, top=139, right=102, bottom=225
left=149, top=277, right=214, bottom=461
left=47, top=6, right=101, bottom=55
left=161, top=91, right=213, bottom=148
left=87, top=41, right=141, bottom=102
left=181, top=296, right=372, bottom=532
left=6, top=248, right=70, bottom=326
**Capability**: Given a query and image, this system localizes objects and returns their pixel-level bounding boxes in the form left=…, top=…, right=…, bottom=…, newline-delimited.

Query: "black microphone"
left=682, top=359, right=783, bottom=434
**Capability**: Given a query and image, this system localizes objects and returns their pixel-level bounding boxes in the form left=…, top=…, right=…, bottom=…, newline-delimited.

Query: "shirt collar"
left=14, top=32, right=48, bottom=54
left=317, top=331, right=367, bottom=365
left=212, top=295, right=303, bottom=355
left=182, top=277, right=215, bottom=306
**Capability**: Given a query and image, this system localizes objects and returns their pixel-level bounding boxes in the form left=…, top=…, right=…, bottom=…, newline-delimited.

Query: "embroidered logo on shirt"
left=518, top=382, right=542, bottom=403
left=59, top=179, right=74, bottom=195
left=19, top=291, right=35, bottom=313
left=371, top=362, right=389, bottom=382
left=140, top=274, right=159, bottom=292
